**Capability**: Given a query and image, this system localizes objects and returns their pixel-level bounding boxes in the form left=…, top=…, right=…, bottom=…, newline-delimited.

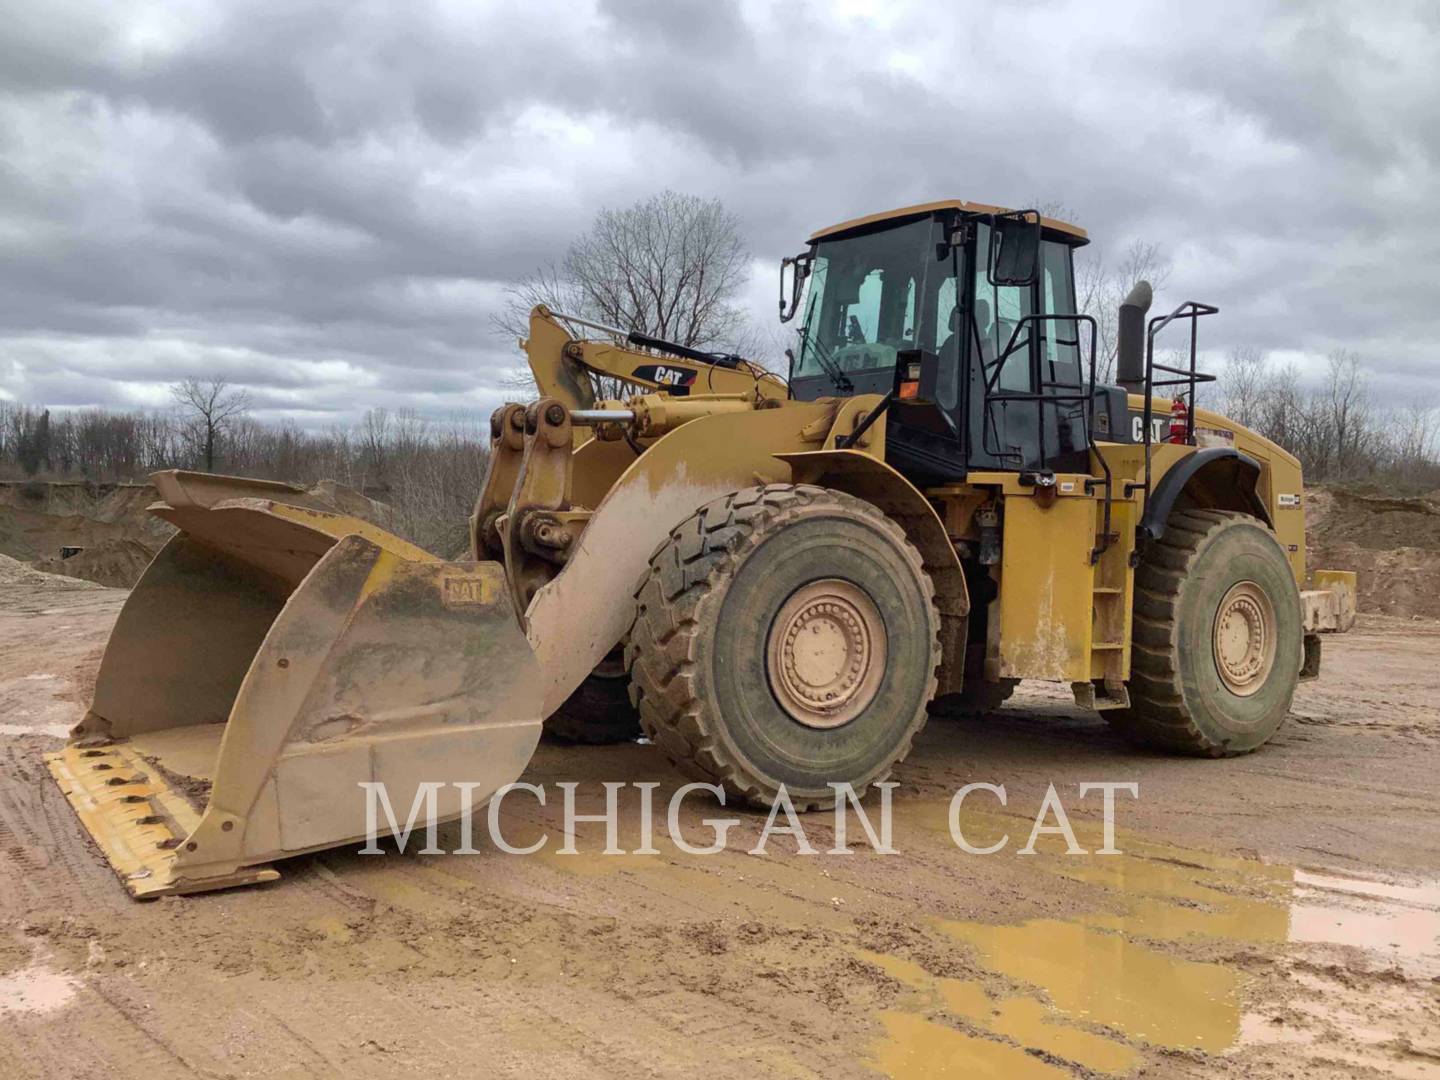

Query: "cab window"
left=1040, top=241, right=1082, bottom=389
left=973, top=223, right=1035, bottom=393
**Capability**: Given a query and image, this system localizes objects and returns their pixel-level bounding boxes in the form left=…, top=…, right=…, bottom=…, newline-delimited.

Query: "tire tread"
left=626, top=484, right=939, bottom=809
left=1109, top=510, right=1287, bottom=756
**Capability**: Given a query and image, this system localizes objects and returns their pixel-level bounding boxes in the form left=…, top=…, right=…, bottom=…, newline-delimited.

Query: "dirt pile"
left=0, top=552, right=103, bottom=591
left=32, top=539, right=157, bottom=589
left=307, top=479, right=398, bottom=532
left=0, top=482, right=173, bottom=556
left=0, top=477, right=398, bottom=589
left=1305, top=486, right=1440, bottom=618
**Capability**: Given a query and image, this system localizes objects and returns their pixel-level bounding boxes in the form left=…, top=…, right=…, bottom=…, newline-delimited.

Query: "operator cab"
left=782, top=200, right=1122, bottom=484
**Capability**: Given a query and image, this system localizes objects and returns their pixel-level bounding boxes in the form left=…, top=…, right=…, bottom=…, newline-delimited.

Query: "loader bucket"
left=46, top=471, right=542, bottom=897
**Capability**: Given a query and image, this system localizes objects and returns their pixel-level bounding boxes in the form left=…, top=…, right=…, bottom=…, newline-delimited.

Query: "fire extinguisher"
left=1168, top=397, right=1189, bottom=444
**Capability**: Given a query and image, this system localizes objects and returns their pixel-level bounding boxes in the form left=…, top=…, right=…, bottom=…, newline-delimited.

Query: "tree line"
left=0, top=391, right=488, bottom=557
left=2, top=344, right=1432, bottom=537
left=1216, top=347, right=1438, bottom=490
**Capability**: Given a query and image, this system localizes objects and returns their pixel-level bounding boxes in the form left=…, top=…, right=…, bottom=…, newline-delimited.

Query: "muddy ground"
left=0, top=578, right=1437, bottom=1079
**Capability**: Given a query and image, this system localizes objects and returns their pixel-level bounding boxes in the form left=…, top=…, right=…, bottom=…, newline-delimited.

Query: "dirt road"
left=0, top=579, right=1437, bottom=1079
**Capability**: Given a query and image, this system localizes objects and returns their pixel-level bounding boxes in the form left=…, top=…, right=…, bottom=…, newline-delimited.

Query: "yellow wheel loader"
left=47, top=199, right=1356, bottom=897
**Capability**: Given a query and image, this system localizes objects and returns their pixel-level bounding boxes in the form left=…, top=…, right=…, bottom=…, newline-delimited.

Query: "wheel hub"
left=766, top=579, right=887, bottom=729
left=1212, top=580, right=1277, bottom=696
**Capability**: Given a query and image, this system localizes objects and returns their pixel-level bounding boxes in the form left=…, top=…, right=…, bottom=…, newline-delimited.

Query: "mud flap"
left=1299, top=632, right=1322, bottom=682
left=47, top=473, right=542, bottom=897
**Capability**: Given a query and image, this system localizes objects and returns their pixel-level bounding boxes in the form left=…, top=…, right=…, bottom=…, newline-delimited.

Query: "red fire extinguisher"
left=1168, top=397, right=1189, bottom=444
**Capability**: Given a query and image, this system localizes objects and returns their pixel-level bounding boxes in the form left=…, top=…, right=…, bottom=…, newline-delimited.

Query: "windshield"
left=794, top=217, right=944, bottom=383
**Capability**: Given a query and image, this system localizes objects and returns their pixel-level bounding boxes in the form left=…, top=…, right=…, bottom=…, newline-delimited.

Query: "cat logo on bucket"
left=441, top=576, right=494, bottom=607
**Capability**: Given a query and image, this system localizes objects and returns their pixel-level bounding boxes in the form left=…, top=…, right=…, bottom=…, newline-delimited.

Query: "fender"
left=776, top=449, right=969, bottom=696
left=1140, top=447, right=1270, bottom=543
left=524, top=401, right=840, bottom=715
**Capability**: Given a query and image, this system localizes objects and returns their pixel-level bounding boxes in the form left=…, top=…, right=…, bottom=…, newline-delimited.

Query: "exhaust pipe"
left=1116, top=280, right=1153, bottom=393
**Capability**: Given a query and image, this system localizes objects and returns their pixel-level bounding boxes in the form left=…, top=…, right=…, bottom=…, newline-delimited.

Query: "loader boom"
left=523, top=306, right=787, bottom=413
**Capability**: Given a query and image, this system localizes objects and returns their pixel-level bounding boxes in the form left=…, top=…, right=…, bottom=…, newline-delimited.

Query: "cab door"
left=966, top=226, right=1087, bottom=473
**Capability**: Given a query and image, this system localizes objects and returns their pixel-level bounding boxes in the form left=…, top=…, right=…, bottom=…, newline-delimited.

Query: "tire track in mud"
left=1224, top=765, right=1438, bottom=804
left=0, top=743, right=71, bottom=913
left=293, top=858, right=384, bottom=916
left=0, top=976, right=201, bottom=1080
left=36, top=766, right=130, bottom=911
left=282, top=849, right=864, bottom=1076
left=79, top=980, right=214, bottom=1079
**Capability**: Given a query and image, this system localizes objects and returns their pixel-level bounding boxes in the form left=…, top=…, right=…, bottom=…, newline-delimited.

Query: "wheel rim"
left=1211, top=580, right=1277, bottom=697
left=765, top=578, right=887, bottom=729
left=592, top=648, right=627, bottom=682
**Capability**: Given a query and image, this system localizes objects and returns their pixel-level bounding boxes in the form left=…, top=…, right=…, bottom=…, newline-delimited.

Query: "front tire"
left=542, top=651, right=642, bottom=745
left=627, top=485, right=939, bottom=810
left=1109, top=509, right=1302, bottom=756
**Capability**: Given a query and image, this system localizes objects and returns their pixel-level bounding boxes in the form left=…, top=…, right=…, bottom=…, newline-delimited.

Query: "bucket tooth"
left=46, top=741, right=279, bottom=897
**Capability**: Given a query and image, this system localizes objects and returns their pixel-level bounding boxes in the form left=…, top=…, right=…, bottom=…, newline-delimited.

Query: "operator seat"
left=938, top=298, right=995, bottom=367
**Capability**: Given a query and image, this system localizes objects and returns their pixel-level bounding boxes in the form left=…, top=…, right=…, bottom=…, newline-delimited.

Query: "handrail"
left=979, top=312, right=1113, bottom=560
left=1134, top=301, right=1219, bottom=522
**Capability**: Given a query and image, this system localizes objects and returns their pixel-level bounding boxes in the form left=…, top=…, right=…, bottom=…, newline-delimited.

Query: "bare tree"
left=491, top=261, right=587, bottom=342
left=567, top=191, right=750, bottom=348
left=492, top=191, right=756, bottom=399
left=1316, top=349, right=1374, bottom=479
left=1077, top=240, right=1173, bottom=383
left=170, top=377, right=252, bottom=472
left=495, top=365, right=540, bottom=399
left=1030, top=201, right=1171, bottom=384
left=358, top=407, right=392, bottom=487
left=1220, top=346, right=1269, bottom=431
left=1392, top=397, right=1439, bottom=470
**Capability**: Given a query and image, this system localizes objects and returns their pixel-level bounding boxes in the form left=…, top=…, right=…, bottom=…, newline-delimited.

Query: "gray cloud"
left=1, top=0, right=1438, bottom=423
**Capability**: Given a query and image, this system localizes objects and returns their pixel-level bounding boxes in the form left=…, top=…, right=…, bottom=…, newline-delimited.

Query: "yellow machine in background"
left=48, top=199, right=1355, bottom=896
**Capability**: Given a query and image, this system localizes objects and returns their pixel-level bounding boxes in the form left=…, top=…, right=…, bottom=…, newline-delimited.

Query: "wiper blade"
left=797, top=293, right=853, bottom=393
left=799, top=328, right=853, bottom=394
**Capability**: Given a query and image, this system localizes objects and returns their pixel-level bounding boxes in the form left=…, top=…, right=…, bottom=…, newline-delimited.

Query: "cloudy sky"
left=1, top=0, right=1436, bottom=427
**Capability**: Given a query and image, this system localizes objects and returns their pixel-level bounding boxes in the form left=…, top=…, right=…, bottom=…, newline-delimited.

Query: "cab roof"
left=808, top=199, right=1089, bottom=245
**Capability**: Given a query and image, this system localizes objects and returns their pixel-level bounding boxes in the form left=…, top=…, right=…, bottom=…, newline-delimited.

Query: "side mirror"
left=779, top=251, right=813, bottom=323
left=989, top=212, right=1041, bottom=287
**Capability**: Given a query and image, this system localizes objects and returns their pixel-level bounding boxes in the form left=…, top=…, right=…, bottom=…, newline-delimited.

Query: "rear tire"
left=542, top=651, right=641, bottom=745
left=1109, top=509, right=1301, bottom=756
left=627, top=485, right=939, bottom=810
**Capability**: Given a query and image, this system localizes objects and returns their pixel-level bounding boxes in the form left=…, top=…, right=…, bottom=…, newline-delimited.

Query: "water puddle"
left=937, top=917, right=1240, bottom=1051
left=864, top=951, right=1138, bottom=1076
left=0, top=951, right=80, bottom=1018
left=872, top=1012, right=1075, bottom=1079
left=868, top=801, right=1440, bottom=1077
left=1290, top=869, right=1440, bottom=977
left=0, top=722, right=72, bottom=739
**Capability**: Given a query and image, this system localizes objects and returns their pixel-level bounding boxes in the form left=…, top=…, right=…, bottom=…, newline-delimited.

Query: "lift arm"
left=522, top=305, right=787, bottom=410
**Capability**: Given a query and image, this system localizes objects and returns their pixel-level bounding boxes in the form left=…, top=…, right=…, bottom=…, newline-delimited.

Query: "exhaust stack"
left=1116, top=280, right=1153, bottom=393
